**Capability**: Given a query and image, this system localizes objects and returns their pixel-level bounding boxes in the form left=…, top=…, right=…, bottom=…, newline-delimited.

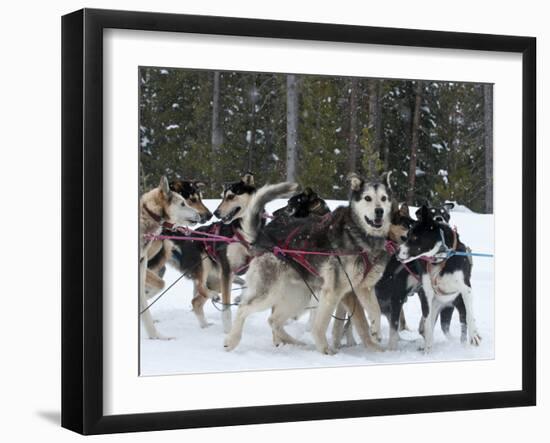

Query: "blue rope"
left=447, top=250, right=494, bottom=258
left=438, top=229, right=494, bottom=259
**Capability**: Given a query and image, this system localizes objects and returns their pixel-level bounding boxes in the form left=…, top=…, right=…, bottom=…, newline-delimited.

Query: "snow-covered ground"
left=140, top=199, right=494, bottom=376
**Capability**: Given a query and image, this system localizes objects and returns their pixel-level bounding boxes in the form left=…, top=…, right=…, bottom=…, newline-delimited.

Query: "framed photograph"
left=62, top=8, right=536, bottom=435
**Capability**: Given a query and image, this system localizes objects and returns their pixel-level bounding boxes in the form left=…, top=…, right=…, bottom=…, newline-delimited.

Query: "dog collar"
left=143, top=204, right=176, bottom=230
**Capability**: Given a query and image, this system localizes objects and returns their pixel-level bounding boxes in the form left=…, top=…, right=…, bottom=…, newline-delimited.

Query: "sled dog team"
left=140, top=172, right=481, bottom=354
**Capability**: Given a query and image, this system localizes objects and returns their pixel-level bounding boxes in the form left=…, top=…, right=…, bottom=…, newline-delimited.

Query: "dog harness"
left=426, top=227, right=461, bottom=297
left=272, top=218, right=373, bottom=280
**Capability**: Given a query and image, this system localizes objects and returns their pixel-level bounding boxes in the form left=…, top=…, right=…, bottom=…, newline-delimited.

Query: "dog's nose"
left=400, top=235, right=407, bottom=242
left=375, top=208, right=384, bottom=219
left=213, top=209, right=220, bottom=219
left=202, top=211, right=213, bottom=223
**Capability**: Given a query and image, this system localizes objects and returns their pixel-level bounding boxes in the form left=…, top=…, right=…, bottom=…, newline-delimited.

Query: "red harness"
left=273, top=225, right=373, bottom=279
left=203, top=224, right=222, bottom=262
left=143, top=204, right=177, bottom=231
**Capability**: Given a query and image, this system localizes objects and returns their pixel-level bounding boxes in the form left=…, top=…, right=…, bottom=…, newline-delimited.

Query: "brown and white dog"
left=167, top=173, right=299, bottom=332
left=139, top=176, right=210, bottom=339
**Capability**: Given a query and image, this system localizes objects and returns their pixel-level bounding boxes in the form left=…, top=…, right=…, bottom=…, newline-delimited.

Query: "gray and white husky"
left=224, top=173, right=393, bottom=355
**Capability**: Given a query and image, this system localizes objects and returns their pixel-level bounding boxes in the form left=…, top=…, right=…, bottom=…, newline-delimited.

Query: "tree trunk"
left=286, top=74, right=299, bottom=181
left=483, top=84, right=493, bottom=213
left=348, top=77, right=359, bottom=173
left=211, top=71, right=223, bottom=153
left=247, top=75, right=257, bottom=171
left=407, top=81, right=423, bottom=204
left=368, top=80, right=382, bottom=174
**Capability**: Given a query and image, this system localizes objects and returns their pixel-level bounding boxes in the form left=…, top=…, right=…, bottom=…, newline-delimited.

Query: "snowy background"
left=140, top=199, right=494, bottom=376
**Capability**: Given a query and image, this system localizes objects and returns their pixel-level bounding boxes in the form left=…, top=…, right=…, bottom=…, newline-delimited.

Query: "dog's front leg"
left=330, top=303, right=347, bottom=349
left=220, top=265, right=233, bottom=333
left=460, top=287, right=481, bottom=346
left=312, top=283, right=341, bottom=355
left=191, top=266, right=213, bottom=329
left=341, top=292, right=382, bottom=351
left=361, top=288, right=382, bottom=342
left=139, top=257, right=167, bottom=340
left=388, top=297, right=404, bottom=350
left=421, top=276, right=437, bottom=353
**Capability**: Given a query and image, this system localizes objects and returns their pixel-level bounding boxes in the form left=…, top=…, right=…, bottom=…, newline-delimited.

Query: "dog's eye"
left=381, top=196, right=387, bottom=202
left=226, top=195, right=235, bottom=201
left=189, top=197, right=197, bottom=203
left=365, top=196, right=372, bottom=202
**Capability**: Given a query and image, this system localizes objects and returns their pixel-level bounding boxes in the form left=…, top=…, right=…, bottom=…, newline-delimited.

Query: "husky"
left=224, top=173, right=393, bottom=355
left=373, top=202, right=420, bottom=350
left=169, top=173, right=298, bottom=332
left=272, top=187, right=331, bottom=218
left=139, top=176, right=207, bottom=339
left=396, top=205, right=482, bottom=352
left=146, top=179, right=212, bottom=279
left=419, top=201, right=455, bottom=224
left=266, top=187, right=356, bottom=347
left=415, top=202, right=469, bottom=339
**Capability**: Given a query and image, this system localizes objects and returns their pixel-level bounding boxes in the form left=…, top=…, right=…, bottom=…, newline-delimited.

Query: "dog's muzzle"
left=200, top=212, right=213, bottom=223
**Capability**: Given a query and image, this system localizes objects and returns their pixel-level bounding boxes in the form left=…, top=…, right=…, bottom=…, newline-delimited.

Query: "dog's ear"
left=169, top=180, right=182, bottom=193
left=241, top=172, right=254, bottom=186
left=415, top=205, right=430, bottom=221
left=443, top=202, right=455, bottom=212
left=303, top=187, right=313, bottom=196
left=390, top=199, right=400, bottom=223
left=419, top=205, right=432, bottom=222
left=346, top=172, right=363, bottom=192
left=160, top=176, right=171, bottom=197
left=399, top=203, right=410, bottom=217
left=380, top=171, right=393, bottom=193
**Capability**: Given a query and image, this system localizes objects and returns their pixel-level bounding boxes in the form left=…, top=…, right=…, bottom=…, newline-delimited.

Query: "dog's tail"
left=241, top=182, right=299, bottom=244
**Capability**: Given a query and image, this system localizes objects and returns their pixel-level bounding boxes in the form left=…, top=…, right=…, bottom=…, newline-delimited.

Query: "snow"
left=445, top=200, right=474, bottom=213
left=415, top=168, right=426, bottom=177
left=140, top=199, right=494, bottom=376
left=438, top=169, right=449, bottom=185
left=165, top=124, right=179, bottom=130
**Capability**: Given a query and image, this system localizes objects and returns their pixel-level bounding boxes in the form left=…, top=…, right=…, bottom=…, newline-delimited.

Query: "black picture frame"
left=61, top=8, right=536, bottom=435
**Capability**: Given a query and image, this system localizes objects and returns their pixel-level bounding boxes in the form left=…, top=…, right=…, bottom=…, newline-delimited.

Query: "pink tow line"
left=144, top=226, right=238, bottom=244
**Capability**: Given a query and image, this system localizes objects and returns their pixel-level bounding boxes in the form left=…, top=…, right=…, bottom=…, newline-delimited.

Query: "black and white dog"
left=272, top=187, right=331, bottom=219
left=397, top=205, right=481, bottom=352
left=415, top=202, right=470, bottom=339
left=374, top=202, right=418, bottom=350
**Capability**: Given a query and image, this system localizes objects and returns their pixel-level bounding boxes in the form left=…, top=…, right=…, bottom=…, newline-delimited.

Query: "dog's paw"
left=149, top=334, right=174, bottom=341
left=317, top=344, right=336, bottom=355
left=199, top=321, right=213, bottom=329
left=370, top=332, right=383, bottom=343
left=223, top=335, right=240, bottom=351
left=470, top=332, right=482, bottom=346
left=419, top=344, right=432, bottom=354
